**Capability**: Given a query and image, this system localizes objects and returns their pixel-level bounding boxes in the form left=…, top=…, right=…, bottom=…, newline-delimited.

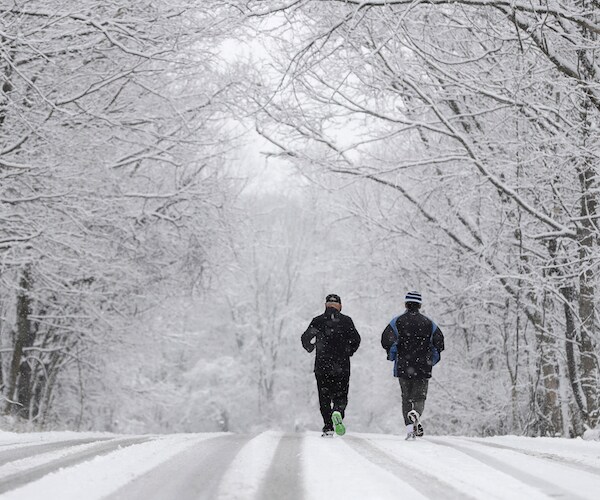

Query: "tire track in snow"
left=0, top=442, right=39, bottom=448
left=106, top=434, right=250, bottom=500
left=0, top=437, right=113, bottom=467
left=427, top=438, right=587, bottom=500
left=256, top=433, right=303, bottom=500
left=458, top=437, right=600, bottom=477
left=0, top=436, right=150, bottom=495
left=344, top=436, right=475, bottom=500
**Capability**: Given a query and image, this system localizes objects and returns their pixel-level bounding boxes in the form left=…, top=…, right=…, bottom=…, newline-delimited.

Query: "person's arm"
left=301, top=320, right=318, bottom=353
left=346, top=318, right=361, bottom=356
left=433, top=325, right=445, bottom=352
left=381, top=323, right=395, bottom=354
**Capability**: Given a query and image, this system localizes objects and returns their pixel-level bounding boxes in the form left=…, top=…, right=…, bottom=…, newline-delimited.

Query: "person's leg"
left=405, top=379, right=429, bottom=437
left=399, top=378, right=414, bottom=425
left=411, top=379, right=429, bottom=417
left=331, top=372, right=350, bottom=418
left=330, top=372, right=349, bottom=435
left=315, top=372, right=333, bottom=430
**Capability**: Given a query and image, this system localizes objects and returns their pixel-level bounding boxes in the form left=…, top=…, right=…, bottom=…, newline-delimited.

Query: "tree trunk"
left=536, top=329, right=561, bottom=435
left=522, top=277, right=561, bottom=435
left=561, top=286, right=588, bottom=431
left=577, top=165, right=599, bottom=428
left=5, top=267, right=34, bottom=414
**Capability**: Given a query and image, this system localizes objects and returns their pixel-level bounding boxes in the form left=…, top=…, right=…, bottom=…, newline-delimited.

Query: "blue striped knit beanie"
left=405, top=291, right=422, bottom=304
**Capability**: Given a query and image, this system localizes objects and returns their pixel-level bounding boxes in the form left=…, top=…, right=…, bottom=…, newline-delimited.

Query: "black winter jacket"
left=301, top=307, right=361, bottom=376
left=381, top=309, right=445, bottom=379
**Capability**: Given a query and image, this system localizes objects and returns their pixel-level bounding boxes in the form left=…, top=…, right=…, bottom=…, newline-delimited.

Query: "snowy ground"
left=0, top=430, right=598, bottom=499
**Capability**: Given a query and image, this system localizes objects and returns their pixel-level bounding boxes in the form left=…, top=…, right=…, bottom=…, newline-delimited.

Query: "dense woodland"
left=0, top=1, right=598, bottom=438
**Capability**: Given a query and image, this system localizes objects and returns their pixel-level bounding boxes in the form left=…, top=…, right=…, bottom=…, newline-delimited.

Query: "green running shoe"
left=332, top=411, right=345, bottom=436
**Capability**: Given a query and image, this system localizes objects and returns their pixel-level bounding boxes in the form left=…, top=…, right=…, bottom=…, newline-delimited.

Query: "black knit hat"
left=325, top=294, right=341, bottom=304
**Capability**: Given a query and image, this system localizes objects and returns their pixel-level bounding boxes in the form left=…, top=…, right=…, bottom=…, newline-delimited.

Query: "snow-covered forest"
left=1, top=1, right=599, bottom=439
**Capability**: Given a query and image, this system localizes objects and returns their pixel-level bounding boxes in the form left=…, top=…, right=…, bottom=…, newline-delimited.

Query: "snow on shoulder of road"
left=471, top=434, right=600, bottom=466
left=0, top=433, right=223, bottom=500
left=0, top=430, right=114, bottom=449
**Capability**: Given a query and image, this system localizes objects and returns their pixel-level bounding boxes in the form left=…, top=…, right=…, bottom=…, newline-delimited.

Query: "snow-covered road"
left=0, top=430, right=598, bottom=499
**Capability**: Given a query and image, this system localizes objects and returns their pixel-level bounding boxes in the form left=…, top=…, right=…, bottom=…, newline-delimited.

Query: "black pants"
left=315, top=371, right=350, bottom=429
left=399, top=378, right=429, bottom=425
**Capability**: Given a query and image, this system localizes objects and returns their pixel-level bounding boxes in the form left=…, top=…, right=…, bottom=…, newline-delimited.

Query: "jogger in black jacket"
left=381, top=291, right=445, bottom=439
left=302, top=294, right=361, bottom=436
